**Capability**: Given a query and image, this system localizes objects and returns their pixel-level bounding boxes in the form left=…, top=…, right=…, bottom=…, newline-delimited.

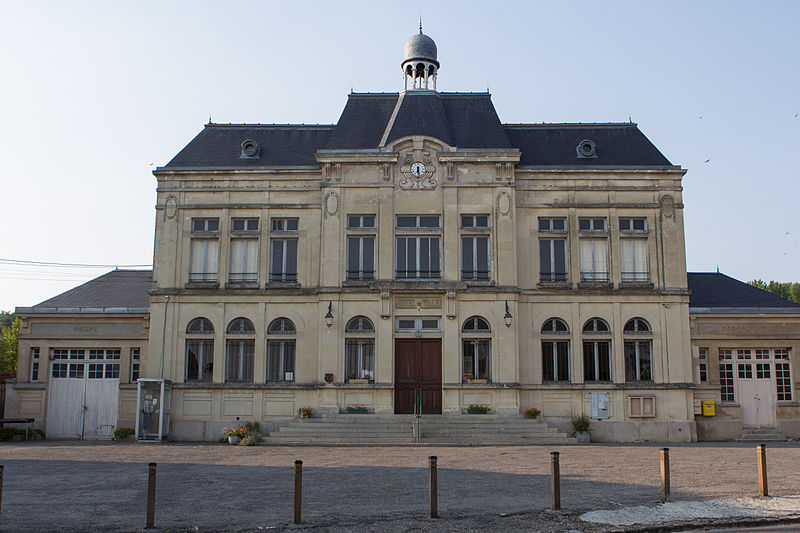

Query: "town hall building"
left=10, top=30, right=800, bottom=442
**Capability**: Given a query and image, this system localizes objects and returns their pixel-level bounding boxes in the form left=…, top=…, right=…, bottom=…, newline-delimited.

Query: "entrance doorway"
left=394, top=339, right=442, bottom=414
left=738, top=362, right=777, bottom=428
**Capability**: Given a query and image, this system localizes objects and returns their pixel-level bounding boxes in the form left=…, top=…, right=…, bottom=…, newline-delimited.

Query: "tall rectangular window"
left=583, top=341, right=611, bottom=381
left=130, top=347, right=140, bottom=382
left=461, top=236, right=489, bottom=279
left=186, top=340, right=213, bottom=381
left=624, top=340, right=652, bottom=381
left=346, top=339, right=375, bottom=381
left=267, top=340, right=296, bottom=382
left=539, top=239, right=567, bottom=282
left=189, top=218, right=220, bottom=282
left=30, top=347, right=40, bottom=382
left=396, top=237, right=440, bottom=279
left=777, top=362, right=792, bottom=401
left=579, top=239, right=608, bottom=282
left=463, top=339, right=491, bottom=381
left=542, top=340, right=569, bottom=381
left=189, top=239, right=219, bottom=282
left=229, top=239, right=259, bottom=282
left=347, top=236, right=375, bottom=280
left=270, top=239, right=298, bottom=282
left=620, top=239, right=648, bottom=282
left=698, top=348, right=708, bottom=383
left=225, top=340, right=254, bottom=382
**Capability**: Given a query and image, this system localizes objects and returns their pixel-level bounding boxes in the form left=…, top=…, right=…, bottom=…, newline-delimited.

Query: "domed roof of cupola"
left=403, top=29, right=439, bottom=67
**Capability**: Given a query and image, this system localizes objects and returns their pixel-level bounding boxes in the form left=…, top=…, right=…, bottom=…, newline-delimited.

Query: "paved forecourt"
left=0, top=441, right=798, bottom=532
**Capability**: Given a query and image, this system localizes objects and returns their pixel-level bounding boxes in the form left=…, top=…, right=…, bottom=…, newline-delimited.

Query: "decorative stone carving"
left=380, top=291, right=391, bottom=319
left=446, top=291, right=457, bottom=319
left=660, top=195, right=675, bottom=219
left=324, top=192, right=339, bottom=217
left=164, top=196, right=178, bottom=219
left=497, top=192, right=512, bottom=217
left=446, top=161, right=454, bottom=181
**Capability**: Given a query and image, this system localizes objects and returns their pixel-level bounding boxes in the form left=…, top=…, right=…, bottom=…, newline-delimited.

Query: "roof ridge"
left=503, top=122, right=638, bottom=128
left=205, top=123, right=336, bottom=128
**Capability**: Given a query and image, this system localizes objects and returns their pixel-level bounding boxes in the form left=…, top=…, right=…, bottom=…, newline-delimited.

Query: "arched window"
left=542, top=318, right=570, bottom=382
left=267, top=318, right=296, bottom=382
left=541, top=318, right=569, bottom=334
left=462, top=316, right=491, bottom=382
left=462, top=316, right=491, bottom=333
left=185, top=318, right=214, bottom=382
left=624, top=318, right=653, bottom=382
left=583, top=318, right=610, bottom=333
left=268, top=318, right=296, bottom=335
left=624, top=318, right=650, bottom=333
left=225, top=318, right=254, bottom=382
left=187, top=317, right=214, bottom=334
left=582, top=317, right=611, bottom=382
left=227, top=317, right=255, bottom=334
left=345, top=316, right=374, bottom=382
left=346, top=316, right=374, bottom=334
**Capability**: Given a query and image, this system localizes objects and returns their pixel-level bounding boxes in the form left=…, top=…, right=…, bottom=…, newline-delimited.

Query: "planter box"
left=467, top=379, right=488, bottom=384
left=576, top=431, right=591, bottom=444
left=348, top=379, right=369, bottom=384
left=346, top=408, right=369, bottom=414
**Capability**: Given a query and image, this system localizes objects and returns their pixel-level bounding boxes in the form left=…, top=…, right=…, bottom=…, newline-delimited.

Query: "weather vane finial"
left=419, top=14, right=423, bottom=33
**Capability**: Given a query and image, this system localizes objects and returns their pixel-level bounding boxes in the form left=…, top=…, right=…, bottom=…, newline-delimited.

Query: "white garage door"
left=47, top=349, right=120, bottom=439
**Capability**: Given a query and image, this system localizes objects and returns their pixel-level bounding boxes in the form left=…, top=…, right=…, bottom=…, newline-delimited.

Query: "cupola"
left=402, top=24, right=439, bottom=91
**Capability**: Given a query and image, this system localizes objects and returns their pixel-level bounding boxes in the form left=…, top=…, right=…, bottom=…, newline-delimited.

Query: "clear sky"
left=1, top=0, right=798, bottom=311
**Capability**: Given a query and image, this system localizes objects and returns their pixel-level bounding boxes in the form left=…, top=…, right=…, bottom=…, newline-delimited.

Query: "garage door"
left=47, top=349, right=120, bottom=439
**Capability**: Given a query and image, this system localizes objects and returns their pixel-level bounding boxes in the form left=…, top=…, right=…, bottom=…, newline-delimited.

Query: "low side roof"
left=163, top=125, right=334, bottom=168
left=505, top=123, right=674, bottom=167
left=18, top=270, right=152, bottom=312
left=688, top=273, right=800, bottom=312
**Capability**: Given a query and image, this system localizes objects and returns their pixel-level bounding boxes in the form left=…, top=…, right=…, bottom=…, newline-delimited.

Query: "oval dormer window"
left=576, top=139, right=597, bottom=159
left=240, top=139, right=260, bottom=159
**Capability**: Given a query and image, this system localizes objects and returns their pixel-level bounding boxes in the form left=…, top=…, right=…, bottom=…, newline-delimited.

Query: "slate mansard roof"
left=16, top=270, right=153, bottom=314
left=687, top=273, right=800, bottom=313
left=161, top=91, right=675, bottom=170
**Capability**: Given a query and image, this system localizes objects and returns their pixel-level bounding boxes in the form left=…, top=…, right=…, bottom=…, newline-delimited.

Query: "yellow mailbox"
left=702, top=400, right=715, bottom=416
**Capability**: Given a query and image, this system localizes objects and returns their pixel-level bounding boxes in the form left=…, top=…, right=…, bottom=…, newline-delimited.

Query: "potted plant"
left=345, top=404, right=368, bottom=414
left=297, top=406, right=314, bottom=419
left=571, top=414, right=591, bottom=443
left=523, top=407, right=541, bottom=419
left=223, top=425, right=247, bottom=445
left=466, top=404, right=491, bottom=414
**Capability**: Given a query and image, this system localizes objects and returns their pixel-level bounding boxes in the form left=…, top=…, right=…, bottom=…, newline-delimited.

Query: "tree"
left=0, top=317, right=19, bottom=372
left=748, top=280, right=800, bottom=304
left=0, top=311, right=14, bottom=330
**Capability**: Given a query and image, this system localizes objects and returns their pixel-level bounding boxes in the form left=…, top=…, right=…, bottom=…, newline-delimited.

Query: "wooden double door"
left=394, top=339, right=442, bottom=414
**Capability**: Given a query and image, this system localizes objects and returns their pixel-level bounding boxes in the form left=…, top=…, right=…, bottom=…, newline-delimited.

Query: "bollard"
left=660, top=448, right=670, bottom=503
left=429, top=456, right=438, bottom=518
left=0, top=464, right=4, bottom=521
left=146, top=462, right=157, bottom=529
left=294, top=460, right=303, bottom=524
left=757, top=444, right=768, bottom=497
left=550, top=451, right=561, bottom=510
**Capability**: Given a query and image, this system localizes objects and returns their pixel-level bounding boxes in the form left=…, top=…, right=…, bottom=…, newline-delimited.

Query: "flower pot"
left=228, top=435, right=241, bottom=445
left=576, top=431, right=590, bottom=444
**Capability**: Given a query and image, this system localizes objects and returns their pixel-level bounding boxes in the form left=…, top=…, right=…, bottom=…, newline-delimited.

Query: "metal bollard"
left=429, top=456, right=438, bottom=518
left=757, top=444, right=768, bottom=497
left=146, top=462, right=157, bottom=529
left=0, top=464, right=4, bottom=521
left=660, top=448, right=670, bottom=503
left=550, top=451, right=561, bottom=510
left=294, top=460, right=303, bottom=524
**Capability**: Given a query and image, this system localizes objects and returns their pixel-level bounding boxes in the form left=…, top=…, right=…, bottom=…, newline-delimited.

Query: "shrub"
left=571, top=414, right=591, bottom=433
left=244, top=421, right=260, bottom=433
left=114, top=427, right=135, bottom=440
left=523, top=407, right=541, bottom=419
left=239, top=433, right=262, bottom=446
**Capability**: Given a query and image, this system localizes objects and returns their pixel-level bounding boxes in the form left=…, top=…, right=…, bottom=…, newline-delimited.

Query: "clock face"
left=409, top=162, right=426, bottom=177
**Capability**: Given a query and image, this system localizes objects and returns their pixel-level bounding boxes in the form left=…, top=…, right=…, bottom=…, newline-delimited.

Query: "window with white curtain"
left=229, top=239, right=259, bottom=282
left=189, top=239, right=219, bottom=282
left=580, top=239, right=608, bottom=282
left=620, top=238, right=648, bottom=282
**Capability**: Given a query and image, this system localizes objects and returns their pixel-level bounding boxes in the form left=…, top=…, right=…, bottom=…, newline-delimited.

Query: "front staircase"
left=262, top=414, right=576, bottom=446
left=738, top=427, right=789, bottom=442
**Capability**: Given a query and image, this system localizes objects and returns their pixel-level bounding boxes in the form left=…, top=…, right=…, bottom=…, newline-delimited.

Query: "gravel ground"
left=0, top=441, right=799, bottom=532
